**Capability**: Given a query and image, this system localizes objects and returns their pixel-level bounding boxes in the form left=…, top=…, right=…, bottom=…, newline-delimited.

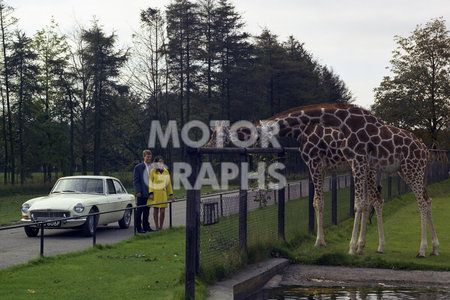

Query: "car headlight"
left=74, top=203, right=85, bottom=213
left=22, top=203, right=30, bottom=213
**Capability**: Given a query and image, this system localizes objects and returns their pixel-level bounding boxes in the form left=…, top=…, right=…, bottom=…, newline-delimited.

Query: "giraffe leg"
left=357, top=168, right=384, bottom=255
left=373, top=202, right=385, bottom=253
left=349, top=203, right=362, bottom=255
left=349, top=163, right=367, bottom=255
left=399, top=171, right=427, bottom=257
left=427, top=209, right=439, bottom=256
left=401, top=166, right=439, bottom=258
left=310, top=165, right=326, bottom=247
left=424, top=189, right=439, bottom=256
left=356, top=204, right=370, bottom=255
left=368, top=170, right=385, bottom=253
left=417, top=207, right=428, bottom=258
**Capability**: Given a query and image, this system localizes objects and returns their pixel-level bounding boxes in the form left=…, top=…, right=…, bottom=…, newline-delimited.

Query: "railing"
left=0, top=200, right=184, bottom=258
left=0, top=188, right=277, bottom=260
left=0, top=190, right=261, bottom=259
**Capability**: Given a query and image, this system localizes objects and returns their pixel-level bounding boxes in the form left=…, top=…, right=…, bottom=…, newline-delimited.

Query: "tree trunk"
left=18, top=57, right=24, bottom=184
left=66, top=84, right=75, bottom=175
left=1, top=84, right=8, bottom=184
left=93, top=82, right=102, bottom=175
left=1, top=10, right=14, bottom=184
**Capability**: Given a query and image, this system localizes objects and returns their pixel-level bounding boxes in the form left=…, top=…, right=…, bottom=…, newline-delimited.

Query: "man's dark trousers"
left=135, top=197, right=150, bottom=231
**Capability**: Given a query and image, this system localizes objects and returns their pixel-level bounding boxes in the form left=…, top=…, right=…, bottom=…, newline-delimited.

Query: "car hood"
left=28, top=194, right=104, bottom=211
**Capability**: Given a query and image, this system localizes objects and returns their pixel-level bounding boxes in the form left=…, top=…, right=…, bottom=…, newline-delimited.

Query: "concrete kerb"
left=206, top=258, right=289, bottom=300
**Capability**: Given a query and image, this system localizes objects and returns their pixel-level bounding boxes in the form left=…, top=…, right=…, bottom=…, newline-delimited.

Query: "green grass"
left=275, top=178, right=450, bottom=271
left=198, top=178, right=450, bottom=283
left=0, top=227, right=207, bottom=300
left=1, top=177, right=448, bottom=299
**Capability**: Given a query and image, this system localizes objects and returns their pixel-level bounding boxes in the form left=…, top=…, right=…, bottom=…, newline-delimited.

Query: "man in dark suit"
left=133, top=149, right=154, bottom=233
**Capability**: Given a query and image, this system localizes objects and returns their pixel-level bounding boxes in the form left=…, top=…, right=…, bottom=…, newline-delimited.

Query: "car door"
left=114, top=179, right=131, bottom=209
left=106, top=179, right=123, bottom=221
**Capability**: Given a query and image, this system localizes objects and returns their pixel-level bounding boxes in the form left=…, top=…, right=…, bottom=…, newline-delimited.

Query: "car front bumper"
left=21, top=217, right=87, bottom=228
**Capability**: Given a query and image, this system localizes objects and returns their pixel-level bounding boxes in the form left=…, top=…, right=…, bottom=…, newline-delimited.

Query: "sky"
left=13, top=0, right=450, bottom=109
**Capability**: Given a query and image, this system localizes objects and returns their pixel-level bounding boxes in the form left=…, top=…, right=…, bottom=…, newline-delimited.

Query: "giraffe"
left=206, top=120, right=387, bottom=253
left=281, top=124, right=385, bottom=252
left=260, top=103, right=439, bottom=257
left=206, top=102, right=439, bottom=257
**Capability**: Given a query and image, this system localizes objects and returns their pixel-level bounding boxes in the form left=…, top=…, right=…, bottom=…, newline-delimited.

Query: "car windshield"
left=52, top=178, right=104, bottom=194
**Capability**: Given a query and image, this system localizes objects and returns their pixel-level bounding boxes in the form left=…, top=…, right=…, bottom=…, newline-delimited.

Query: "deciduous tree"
left=373, top=18, right=449, bottom=147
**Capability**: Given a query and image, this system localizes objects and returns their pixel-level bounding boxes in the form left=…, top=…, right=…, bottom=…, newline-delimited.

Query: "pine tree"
left=0, top=1, right=17, bottom=184
left=33, top=18, right=71, bottom=182
left=9, top=31, right=38, bottom=184
left=81, top=19, right=127, bottom=174
left=214, top=0, right=249, bottom=120
left=166, top=0, right=201, bottom=125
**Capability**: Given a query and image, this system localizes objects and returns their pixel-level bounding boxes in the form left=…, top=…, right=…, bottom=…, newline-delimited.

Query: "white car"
left=21, top=176, right=135, bottom=237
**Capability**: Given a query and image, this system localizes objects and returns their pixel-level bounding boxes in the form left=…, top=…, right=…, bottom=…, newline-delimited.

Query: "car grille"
left=30, top=210, right=70, bottom=221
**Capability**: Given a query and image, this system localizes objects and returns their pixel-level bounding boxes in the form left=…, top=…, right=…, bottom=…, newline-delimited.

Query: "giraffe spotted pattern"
left=265, top=103, right=438, bottom=257
left=206, top=103, right=438, bottom=257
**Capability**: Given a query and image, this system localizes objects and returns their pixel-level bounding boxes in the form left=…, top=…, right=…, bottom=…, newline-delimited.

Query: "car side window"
left=106, top=179, right=116, bottom=194
left=113, top=180, right=125, bottom=194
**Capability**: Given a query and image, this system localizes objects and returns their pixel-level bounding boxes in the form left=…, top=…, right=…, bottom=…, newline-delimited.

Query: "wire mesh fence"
left=186, top=147, right=449, bottom=298
left=197, top=159, right=449, bottom=282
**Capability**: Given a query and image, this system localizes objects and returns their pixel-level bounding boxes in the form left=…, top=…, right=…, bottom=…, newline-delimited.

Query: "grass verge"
left=0, top=227, right=207, bottom=299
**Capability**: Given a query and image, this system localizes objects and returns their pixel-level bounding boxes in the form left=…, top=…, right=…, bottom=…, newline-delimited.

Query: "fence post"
left=40, top=223, right=45, bottom=257
left=350, top=174, right=355, bottom=217
left=93, top=214, right=97, bottom=247
left=220, top=194, right=223, bottom=217
left=239, top=152, right=248, bottom=253
left=278, top=151, right=286, bottom=240
left=185, top=147, right=200, bottom=300
left=299, top=180, right=302, bottom=197
left=169, top=202, right=173, bottom=229
left=308, top=173, right=315, bottom=233
left=397, top=174, right=402, bottom=195
left=331, top=172, right=337, bottom=225
left=287, top=183, right=291, bottom=201
left=133, top=207, right=137, bottom=235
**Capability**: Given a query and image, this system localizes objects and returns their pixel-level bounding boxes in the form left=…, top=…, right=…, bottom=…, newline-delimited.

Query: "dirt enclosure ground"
left=278, top=264, right=450, bottom=289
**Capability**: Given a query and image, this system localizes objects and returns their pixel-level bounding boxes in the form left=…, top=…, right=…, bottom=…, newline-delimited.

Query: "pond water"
left=249, top=286, right=450, bottom=299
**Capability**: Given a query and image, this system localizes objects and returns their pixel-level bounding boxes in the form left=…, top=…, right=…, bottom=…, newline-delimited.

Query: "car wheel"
left=118, top=205, right=132, bottom=229
left=24, top=226, right=40, bottom=237
left=82, top=208, right=98, bottom=237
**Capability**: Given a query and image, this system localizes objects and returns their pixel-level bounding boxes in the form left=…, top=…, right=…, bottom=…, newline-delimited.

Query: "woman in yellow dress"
left=148, top=156, right=175, bottom=230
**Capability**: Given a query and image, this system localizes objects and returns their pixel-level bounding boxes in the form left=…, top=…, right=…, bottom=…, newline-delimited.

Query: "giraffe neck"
left=262, top=103, right=384, bottom=138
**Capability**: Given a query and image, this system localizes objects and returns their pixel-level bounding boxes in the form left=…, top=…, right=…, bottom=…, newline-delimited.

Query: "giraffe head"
left=252, top=120, right=280, bottom=148
left=205, top=121, right=231, bottom=148
left=205, top=121, right=262, bottom=148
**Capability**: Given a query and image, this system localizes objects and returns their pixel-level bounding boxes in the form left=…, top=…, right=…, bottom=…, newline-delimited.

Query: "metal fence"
left=185, top=147, right=449, bottom=299
left=0, top=200, right=183, bottom=258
